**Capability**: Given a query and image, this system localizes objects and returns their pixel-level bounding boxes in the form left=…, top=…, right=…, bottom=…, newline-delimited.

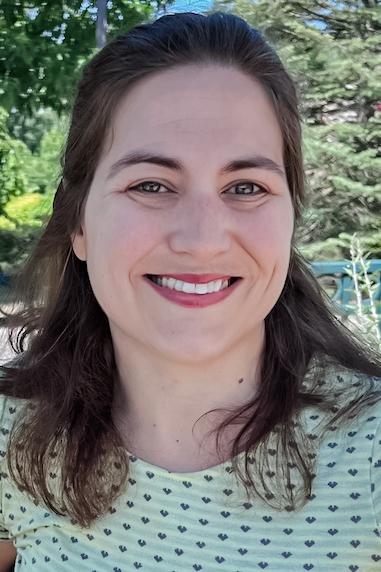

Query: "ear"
left=71, top=226, right=87, bottom=261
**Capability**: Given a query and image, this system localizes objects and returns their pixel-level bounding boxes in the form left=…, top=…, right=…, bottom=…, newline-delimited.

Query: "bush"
left=0, top=192, right=53, bottom=271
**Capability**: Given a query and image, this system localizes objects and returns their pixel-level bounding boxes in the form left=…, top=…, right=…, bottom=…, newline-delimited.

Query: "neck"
left=111, top=326, right=264, bottom=470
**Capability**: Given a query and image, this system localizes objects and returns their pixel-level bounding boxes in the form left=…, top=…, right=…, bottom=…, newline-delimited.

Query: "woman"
left=1, top=11, right=380, bottom=571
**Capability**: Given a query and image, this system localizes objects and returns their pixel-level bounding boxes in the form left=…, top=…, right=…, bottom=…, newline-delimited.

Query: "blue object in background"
left=156, top=0, right=212, bottom=17
left=0, top=273, right=10, bottom=287
left=310, top=259, right=381, bottom=332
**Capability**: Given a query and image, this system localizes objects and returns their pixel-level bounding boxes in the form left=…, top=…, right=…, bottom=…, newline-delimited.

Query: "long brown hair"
left=1, top=11, right=381, bottom=527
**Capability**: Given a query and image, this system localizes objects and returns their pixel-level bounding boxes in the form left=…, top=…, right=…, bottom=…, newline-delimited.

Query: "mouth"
left=144, top=275, right=241, bottom=288
left=143, top=274, right=243, bottom=307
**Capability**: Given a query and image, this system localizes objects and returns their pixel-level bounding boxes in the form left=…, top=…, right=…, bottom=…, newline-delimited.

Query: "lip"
left=147, top=274, right=234, bottom=284
left=143, top=275, right=243, bottom=308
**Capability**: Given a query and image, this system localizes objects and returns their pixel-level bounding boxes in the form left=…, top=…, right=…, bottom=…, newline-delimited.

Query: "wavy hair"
left=1, top=11, right=381, bottom=527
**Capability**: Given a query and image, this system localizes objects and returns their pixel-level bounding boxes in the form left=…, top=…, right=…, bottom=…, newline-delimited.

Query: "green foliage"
left=0, top=192, right=53, bottom=269
left=0, top=105, right=63, bottom=209
left=0, top=107, right=62, bottom=270
left=2, top=1, right=381, bottom=272
left=0, top=107, right=32, bottom=215
left=213, top=0, right=381, bottom=261
left=0, top=225, right=41, bottom=271
left=4, top=191, right=53, bottom=226
left=0, top=0, right=173, bottom=116
left=7, top=106, right=61, bottom=153
left=0, top=0, right=182, bottom=271
left=22, top=118, right=66, bottom=192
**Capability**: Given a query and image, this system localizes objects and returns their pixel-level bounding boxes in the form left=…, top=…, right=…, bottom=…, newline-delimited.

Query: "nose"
left=168, top=194, right=232, bottom=260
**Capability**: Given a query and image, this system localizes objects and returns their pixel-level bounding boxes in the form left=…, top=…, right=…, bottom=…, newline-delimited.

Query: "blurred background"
left=0, top=0, right=380, bottom=348
left=0, top=7, right=380, bottom=571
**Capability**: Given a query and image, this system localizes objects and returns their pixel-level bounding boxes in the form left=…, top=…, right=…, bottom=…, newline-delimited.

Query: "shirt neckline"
left=125, top=449, right=246, bottom=479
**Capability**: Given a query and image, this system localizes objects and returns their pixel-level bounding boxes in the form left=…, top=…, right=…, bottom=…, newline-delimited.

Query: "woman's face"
left=72, top=64, right=294, bottom=363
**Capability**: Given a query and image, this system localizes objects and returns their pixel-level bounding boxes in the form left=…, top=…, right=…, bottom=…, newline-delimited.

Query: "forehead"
left=104, top=64, right=283, bottom=168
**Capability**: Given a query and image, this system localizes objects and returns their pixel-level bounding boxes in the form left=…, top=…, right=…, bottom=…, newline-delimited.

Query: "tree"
left=0, top=0, right=173, bottom=116
left=0, top=108, right=65, bottom=271
left=212, top=0, right=381, bottom=260
left=96, top=0, right=107, bottom=48
left=0, top=107, right=31, bottom=216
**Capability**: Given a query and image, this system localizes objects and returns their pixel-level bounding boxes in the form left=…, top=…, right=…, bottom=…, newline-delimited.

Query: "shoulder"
left=302, top=364, right=381, bottom=474
left=316, top=366, right=381, bottom=462
left=302, top=363, right=381, bottom=445
left=335, top=366, right=381, bottom=428
left=305, top=360, right=381, bottom=410
left=305, top=358, right=381, bottom=389
left=0, top=393, right=28, bottom=459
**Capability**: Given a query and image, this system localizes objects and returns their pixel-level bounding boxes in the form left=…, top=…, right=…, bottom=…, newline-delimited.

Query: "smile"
left=143, top=274, right=243, bottom=308
left=146, top=274, right=240, bottom=294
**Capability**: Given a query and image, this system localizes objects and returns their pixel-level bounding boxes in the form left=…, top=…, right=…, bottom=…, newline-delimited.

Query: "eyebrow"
left=106, top=150, right=286, bottom=180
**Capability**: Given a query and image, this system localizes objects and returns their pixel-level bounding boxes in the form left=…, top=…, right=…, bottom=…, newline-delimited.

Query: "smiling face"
left=72, top=64, right=294, bottom=364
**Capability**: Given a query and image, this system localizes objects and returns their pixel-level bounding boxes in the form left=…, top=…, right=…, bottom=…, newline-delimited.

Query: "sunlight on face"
left=72, top=64, right=294, bottom=364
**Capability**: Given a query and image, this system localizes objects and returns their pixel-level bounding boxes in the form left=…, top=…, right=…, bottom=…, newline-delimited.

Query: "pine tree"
left=213, top=0, right=381, bottom=260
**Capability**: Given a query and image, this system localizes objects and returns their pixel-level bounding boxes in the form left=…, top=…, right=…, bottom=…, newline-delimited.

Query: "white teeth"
left=151, top=276, right=230, bottom=294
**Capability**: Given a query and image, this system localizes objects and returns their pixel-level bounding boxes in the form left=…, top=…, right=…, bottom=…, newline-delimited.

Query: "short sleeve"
left=370, top=414, right=381, bottom=535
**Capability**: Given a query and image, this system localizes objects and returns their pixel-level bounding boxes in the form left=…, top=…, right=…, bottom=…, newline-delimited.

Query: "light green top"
left=1, top=368, right=381, bottom=571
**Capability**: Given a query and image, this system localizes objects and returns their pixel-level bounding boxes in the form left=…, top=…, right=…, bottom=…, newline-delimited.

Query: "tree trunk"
left=96, top=0, right=107, bottom=49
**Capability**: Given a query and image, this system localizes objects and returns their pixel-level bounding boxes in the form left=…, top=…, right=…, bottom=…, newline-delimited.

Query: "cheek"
left=244, top=200, right=294, bottom=259
left=85, top=205, right=162, bottom=272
